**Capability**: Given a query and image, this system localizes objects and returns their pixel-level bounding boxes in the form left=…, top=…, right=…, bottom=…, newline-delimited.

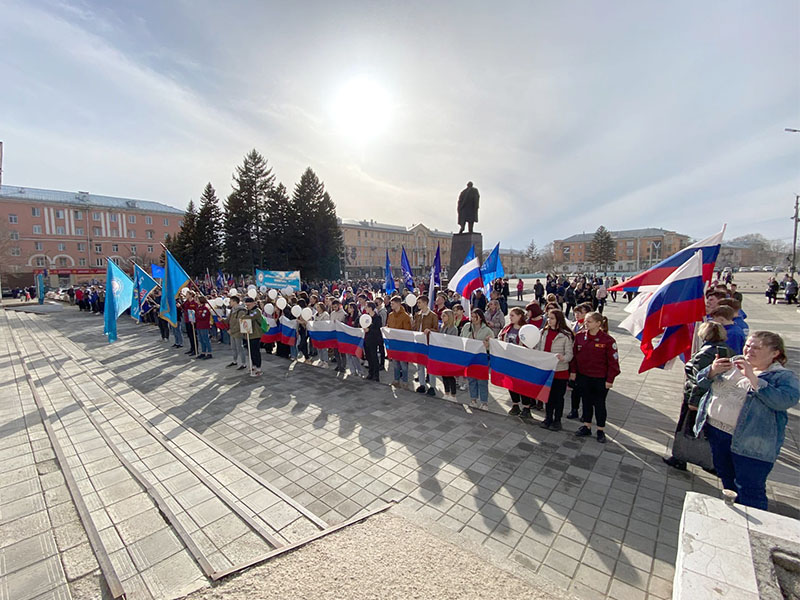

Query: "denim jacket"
left=694, top=363, right=799, bottom=463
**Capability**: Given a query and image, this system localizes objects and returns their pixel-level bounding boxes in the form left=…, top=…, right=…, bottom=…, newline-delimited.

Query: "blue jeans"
left=393, top=360, right=408, bottom=382
left=468, top=378, right=489, bottom=404
left=197, top=329, right=212, bottom=354
left=706, top=425, right=774, bottom=510
left=171, top=325, right=183, bottom=346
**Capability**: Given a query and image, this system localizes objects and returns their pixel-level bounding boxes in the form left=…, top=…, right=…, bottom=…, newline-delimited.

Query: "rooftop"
left=339, top=218, right=452, bottom=236
left=0, top=185, right=184, bottom=215
left=558, top=228, right=686, bottom=243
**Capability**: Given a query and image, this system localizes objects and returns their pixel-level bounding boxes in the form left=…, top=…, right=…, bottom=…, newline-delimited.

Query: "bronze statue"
left=457, top=181, right=479, bottom=233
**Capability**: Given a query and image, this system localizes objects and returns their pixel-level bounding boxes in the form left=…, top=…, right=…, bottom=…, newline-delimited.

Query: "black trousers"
left=365, top=342, right=380, bottom=379
left=510, top=391, right=532, bottom=407
left=565, top=303, right=575, bottom=318
left=442, top=376, right=457, bottom=395
left=577, top=374, right=609, bottom=428
left=185, top=323, right=196, bottom=353
left=378, top=342, right=386, bottom=369
left=545, top=378, right=568, bottom=423
left=248, top=337, right=262, bottom=369
left=158, top=318, right=170, bottom=340
left=570, top=381, right=582, bottom=413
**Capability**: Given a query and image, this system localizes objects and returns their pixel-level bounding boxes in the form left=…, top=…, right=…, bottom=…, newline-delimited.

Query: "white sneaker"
left=479, top=403, right=489, bottom=411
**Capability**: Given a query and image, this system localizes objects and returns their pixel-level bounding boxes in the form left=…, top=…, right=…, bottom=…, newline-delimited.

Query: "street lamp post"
left=791, top=195, right=799, bottom=276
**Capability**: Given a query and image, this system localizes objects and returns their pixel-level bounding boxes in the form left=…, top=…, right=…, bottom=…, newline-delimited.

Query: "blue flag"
left=384, top=251, right=396, bottom=294
left=103, top=260, right=134, bottom=343
left=159, top=249, right=191, bottom=327
left=480, top=243, right=505, bottom=291
left=400, top=247, right=414, bottom=290
left=429, top=243, right=441, bottom=295
left=216, top=269, right=224, bottom=289
left=151, top=264, right=165, bottom=279
left=36, top=273, right=45, bottom=305
left=131, top=263, right=159, bottom=322
left=465, top=245, right=476, bottom=262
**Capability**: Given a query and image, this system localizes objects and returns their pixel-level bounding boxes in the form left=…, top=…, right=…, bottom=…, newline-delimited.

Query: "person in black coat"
left=363, top=302, right=383, bottom=381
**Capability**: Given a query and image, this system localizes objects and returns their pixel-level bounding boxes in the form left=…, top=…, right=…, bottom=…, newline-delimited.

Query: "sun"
left=332, top=76, right=391, bottom=142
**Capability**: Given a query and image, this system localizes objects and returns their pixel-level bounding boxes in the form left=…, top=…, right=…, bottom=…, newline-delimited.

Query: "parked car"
left=763, top=266, right=774, bottom=272
left=749, top=266, right=762, bottom=272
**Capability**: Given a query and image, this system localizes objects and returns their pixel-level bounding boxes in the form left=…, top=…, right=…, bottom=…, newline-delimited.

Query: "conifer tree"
left=223, top=149, right=275, bottom=275
left=263, top=183, right=291, bottom=269
left=194, top=183, right=223, bottom=275
left=172, top=200, right=198, bottom=274
left=588, top=226, right=616, bottom=272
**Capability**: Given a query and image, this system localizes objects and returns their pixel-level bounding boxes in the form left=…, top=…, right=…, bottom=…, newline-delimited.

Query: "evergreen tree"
left=223, top=150, right=275, bottom=275
left=263, top=183, right=291, bottom=269
left=588, top=226, right=616, bottom=272
left=172, top=200, right=198, bottom=274
left=194, top=183, right=224, bottom=275
left=314, top=191, right=344, bottom=279
left=287, top=168, right=324, bottom=276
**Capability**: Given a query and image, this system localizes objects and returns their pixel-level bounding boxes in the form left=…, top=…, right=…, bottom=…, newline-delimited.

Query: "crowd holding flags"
left=447, top=245, right=483, bottom=303
left=480, top=243, right=505, bottom=292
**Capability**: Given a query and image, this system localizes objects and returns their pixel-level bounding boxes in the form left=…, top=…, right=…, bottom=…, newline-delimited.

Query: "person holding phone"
left=663, top=322, right=729, bottom=471
left=693, top=331, right=799, bottom=509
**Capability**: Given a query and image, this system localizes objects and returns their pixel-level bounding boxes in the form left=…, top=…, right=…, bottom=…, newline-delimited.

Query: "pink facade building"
left=0, top=185, right=184, bottom=288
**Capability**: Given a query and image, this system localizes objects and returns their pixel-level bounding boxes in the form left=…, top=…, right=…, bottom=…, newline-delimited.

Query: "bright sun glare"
left=332, top=76, right=391, bottom=142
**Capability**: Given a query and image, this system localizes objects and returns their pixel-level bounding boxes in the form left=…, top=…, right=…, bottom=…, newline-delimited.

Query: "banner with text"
left=255, top=269, right=301, bottom=291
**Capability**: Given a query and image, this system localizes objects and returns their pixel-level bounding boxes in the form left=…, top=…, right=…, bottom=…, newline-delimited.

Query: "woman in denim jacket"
left=694, top=331, right=799, bottom=510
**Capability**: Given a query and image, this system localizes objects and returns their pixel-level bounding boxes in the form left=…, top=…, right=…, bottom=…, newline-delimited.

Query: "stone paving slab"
left=10, top=288, right=800, bottom=600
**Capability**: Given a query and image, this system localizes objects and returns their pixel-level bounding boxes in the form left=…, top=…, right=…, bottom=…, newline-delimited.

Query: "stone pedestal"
left=449, top=232, right=482, bottom=278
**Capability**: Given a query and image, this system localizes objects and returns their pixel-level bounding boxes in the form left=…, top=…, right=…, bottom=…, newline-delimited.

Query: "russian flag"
left=609, top=227, right=725, bottom=293
left=488, top=338, right=558, bottom=403
left=381, top=328, right=428, bottom=365
left=447, top=247, right=483, bottom=300
left=427, top=332, right=489, bottom=379
left=335, top=322, right=365, bottom=359
left=279, top=316, right=297, bottom=346
left=639, top=325, right=694, bottom=373
left=307, top=320, right=338, bottom=349
left=261, top=317, right=280, bottom=343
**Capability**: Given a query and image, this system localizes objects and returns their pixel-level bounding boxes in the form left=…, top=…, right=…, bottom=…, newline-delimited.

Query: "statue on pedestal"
left=457, top=181, right=479, bottom=234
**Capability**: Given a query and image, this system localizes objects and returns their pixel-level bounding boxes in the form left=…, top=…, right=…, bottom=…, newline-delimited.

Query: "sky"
left=1, top=0, right=799, bottom=249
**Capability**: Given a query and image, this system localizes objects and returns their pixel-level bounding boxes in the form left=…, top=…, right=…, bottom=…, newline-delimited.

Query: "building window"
left=36, top=257, right=46, bottom=267
left=32, top=207, right=40, bottom=217
left=130, top=245, right=137, bottom=254
left=145, top=216, right=152, bottom=225
left=73, top=210, right=83, bottom=220
left=93, top=227, right=101, bottom=236
left=35, top=242, right=43, bottom=251
left=109, top=213, right=117, bottom=222
left=163, top=218, right=169, bottom=226
left=58, top=243, right=66, bottom=251
left=10, top=231, right=19, bottom=240
left=9, top=214, right=17, bottom=223
left=92, top=212, right=101, bottom=221
left=128, top=230, right=136, bottom=238
left=78, top=243, right=86, bottom=252
left=58, top=257, right=68, bottom=267
left=56, top=226, right=65, bottom=235
left=33, top=225, right=42, bottom=234
left=112, top=244, right=119, bottom=253
left=147, top=245, right=153, bottom=253
left=94, top=243, right=102, bottom=253
left=128, top=215, right=136, bottom=224
left=79, top=258, right=87, bottom=266
left=95, top=258, right=104, bottom=267
left=76, top=227, right=84, bottom=235
left=55, top=210, right=65, bottom=219
left=164, top=233, right=169, bottom=240
left=10, top=247, right=21, bottom=256
left=111, top=229, right=118, bottom=237
left=146, top=230, right=154, bottom=239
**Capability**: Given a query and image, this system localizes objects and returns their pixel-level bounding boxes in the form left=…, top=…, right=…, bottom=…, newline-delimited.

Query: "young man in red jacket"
left=194, top=297, right=213, bottom=359
left=569, top=311, right=621, bottom=443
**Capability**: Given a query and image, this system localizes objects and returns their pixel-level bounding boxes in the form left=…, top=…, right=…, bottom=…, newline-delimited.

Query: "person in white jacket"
left=536, top=309, right=575, bottom=431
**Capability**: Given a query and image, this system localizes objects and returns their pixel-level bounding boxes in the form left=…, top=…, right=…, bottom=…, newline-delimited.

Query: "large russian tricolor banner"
left=260, top=317, right=280, bottom=343
left=279, top=316, right=297, bottom=346
left=335, top=322, right=365, bottom=358
left=427, top=333, right=489, bottom=379
left=488, top=339, right=557, bottom=402
left=307, top=320, right=338, bottom=349
left=381, top=328, right=428, bottom=365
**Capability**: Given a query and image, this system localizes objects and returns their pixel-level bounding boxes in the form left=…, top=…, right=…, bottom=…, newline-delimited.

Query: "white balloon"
left=223, top=298, right=231, bottom=306
left=248, top=284, right=257, bottom=291
left=276, top=297, right=287, bottom=310
left=259, top=285, right=267, bottom=293
left=301, top=307, right=313, bottom=321
left=405, top=293, right=417, bottom=307
left=291, top=305, right=302, bottom=318
left=359, top=313, right=372, bottom=328
left=229, top=288, right=238, bottom=296
left=519, top=324, right=542, bottom=349
left=268, top=289, right=278, bottom=300
left=214, top=297, right=224, bottom=307
left=282, top=286, right=294, bottom=295
left=265, top=303, right=274, bottom=314
left=247, top=289, right=257, bottom=299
